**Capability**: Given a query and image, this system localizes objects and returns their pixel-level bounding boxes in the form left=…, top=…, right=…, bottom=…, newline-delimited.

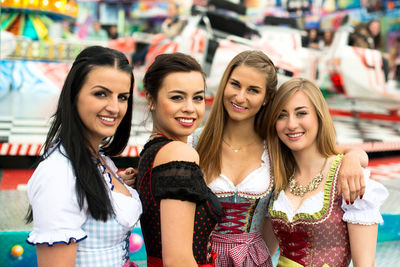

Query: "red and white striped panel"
left=369, top=156, right=400, bottom=181
left=341, top=142, right=400, bottom=153
left=0, top=143, right=43, bottom=156
left=0, top=143, right=142, bottom=157
left=119, top=145, right=142, bottom=157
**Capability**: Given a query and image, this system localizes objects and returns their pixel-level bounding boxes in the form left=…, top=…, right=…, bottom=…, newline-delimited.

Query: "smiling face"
left=223, top=65, right=267, bottom=124
left=76, top=66, right=131, bottom=150
left=150, top=71, right=205, bottom=142
left=275, top=90, right=319, bottom=154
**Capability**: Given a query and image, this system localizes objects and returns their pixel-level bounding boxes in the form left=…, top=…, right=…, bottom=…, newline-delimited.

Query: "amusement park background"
left=1, top=0, right=400, bottom=266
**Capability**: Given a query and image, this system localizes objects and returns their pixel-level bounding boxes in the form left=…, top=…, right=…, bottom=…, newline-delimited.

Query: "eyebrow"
left=281, top=106, right=309, bottom=112
left=168, top=89, right=205, bottom=95
left=295, top=106, right=309, bottom=111
left=230, top=78, right=262, bottom=89
left=92, top=85, right=130, bottom=95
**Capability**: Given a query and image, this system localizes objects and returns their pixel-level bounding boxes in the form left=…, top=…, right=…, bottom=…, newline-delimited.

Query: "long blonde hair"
left=197, top=50, right=277, bottom=183
left=266, top=78, right=338, bottom=193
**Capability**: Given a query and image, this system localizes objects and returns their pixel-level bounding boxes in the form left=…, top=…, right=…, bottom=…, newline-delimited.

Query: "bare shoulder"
left=154, top=141, right=199, bottom=167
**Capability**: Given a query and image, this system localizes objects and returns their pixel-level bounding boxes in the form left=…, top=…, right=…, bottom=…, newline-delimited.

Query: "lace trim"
left=269, top=154, right=343, bottom=225
left=27, top=235, right=87, bottom=246
left=152, top=160, right=201, bottom=173
left=97, top=159, right=114, bottom=191
left=215, top=189, right=272, bottom=199
left=213, top=147, right=274, bottom=200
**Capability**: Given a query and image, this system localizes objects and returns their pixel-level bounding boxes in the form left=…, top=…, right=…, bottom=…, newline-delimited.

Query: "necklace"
left=222, top=138, right=258, bottom=153
left=288, top=157, right=328, bottom=197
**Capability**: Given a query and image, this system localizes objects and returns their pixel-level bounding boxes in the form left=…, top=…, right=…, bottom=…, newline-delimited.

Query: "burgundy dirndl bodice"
left=269, top=155, right=351, bottom=267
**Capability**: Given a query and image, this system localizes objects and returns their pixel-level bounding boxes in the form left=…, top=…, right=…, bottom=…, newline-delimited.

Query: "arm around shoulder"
left=336, top=147, right=369, bottom=203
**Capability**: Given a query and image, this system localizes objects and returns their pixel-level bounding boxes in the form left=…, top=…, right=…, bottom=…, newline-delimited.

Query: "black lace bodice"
left=137, top=136, right=223, bottom=264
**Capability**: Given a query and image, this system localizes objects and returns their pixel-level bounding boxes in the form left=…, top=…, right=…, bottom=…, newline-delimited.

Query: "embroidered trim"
left=269, top=154, right=343, bottom=226
left=214, top=189, right=271, bottom=199
left=97, top=159, right=115, bottom=191
left=213, top=147, right=274, bottom=200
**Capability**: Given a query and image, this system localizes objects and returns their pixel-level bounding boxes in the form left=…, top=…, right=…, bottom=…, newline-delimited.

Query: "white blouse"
left=27, top=146, right=142, bottom=245
left=271, top=168, right=388, bottom=225
left=208, top=146, right=272, bottom=197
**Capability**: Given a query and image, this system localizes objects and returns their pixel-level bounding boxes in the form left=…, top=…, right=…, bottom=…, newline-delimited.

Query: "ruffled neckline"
left=208, top=144, right=273, bottom=198
left=269, top=154, right=343, bottom=224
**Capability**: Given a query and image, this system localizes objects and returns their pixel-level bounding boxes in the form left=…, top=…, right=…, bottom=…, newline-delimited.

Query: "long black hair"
left=27, top=46, right=134, bottom=222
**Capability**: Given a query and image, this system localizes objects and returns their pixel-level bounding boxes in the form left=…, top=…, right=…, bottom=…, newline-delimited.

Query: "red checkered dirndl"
left=210, top=231, right=273, bottom=267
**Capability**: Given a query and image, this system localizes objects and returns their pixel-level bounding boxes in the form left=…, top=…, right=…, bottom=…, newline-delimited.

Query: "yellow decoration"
left=11, top=245, right=24, bottom=258
left=2, top=0, right=78, bottom=18
left=277, top=256, right=303, bottom=267
left=31, top=15, right=48, bottom=39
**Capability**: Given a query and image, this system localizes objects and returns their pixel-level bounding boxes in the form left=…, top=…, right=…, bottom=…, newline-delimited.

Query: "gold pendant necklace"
left=288, top=157, right=328, bottom=197
left=222, top=138, right=257, bottom=153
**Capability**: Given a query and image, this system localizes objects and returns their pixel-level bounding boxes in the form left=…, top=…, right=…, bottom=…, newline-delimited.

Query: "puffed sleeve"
left=27, top=150, right=87, bottom=246
left=152, top=161, right=209, bottom=203
left=342, top=168, right=389, bottom=225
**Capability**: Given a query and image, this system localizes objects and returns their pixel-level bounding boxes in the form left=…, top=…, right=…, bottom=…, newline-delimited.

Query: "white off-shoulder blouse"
left=208, top=145, right=272, bottom=197
left=271, top=168, right=388, bottom=225
left=27, top=145, right=142, bottom=246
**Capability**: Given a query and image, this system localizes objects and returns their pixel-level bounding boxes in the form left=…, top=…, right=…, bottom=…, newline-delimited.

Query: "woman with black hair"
left=26, top=46, right=142, bottom=267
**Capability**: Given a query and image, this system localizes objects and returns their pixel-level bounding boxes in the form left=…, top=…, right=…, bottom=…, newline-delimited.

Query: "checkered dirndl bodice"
left=75, top=215, right=133, bottom=266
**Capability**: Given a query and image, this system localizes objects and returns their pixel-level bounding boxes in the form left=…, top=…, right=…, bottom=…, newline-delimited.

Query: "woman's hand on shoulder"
left=154, top=141, right=199, bottom=167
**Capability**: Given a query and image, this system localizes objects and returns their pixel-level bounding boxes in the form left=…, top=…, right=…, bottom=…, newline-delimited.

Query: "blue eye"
left=249, top=88, right=259, bottom=94
left=230, top=81, right=240, bottom=88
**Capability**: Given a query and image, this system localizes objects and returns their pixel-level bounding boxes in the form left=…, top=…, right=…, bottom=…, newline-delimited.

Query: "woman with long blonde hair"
left=264, top=78, right=387, bottom=266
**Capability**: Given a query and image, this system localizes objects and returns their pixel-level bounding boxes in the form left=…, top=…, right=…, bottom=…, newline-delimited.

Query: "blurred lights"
left=2, top=0, right=78, bottom=18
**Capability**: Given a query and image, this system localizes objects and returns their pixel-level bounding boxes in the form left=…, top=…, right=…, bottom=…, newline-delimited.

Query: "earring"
left=262, top=102, right=266, bottom=106
left=150, top=106, right=154, bottom=111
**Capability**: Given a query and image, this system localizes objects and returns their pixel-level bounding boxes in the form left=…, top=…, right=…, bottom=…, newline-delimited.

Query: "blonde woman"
left=264, top=78, right=388, bottom=266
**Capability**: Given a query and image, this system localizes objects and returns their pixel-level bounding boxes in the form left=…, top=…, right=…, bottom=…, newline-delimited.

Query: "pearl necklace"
left=288, top=157, right=328, bottom=197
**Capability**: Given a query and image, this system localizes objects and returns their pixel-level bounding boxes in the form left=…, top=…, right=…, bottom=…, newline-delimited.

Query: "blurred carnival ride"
left=1, top=0, right=78, bottom=40
left=1, top=1, right=400, bottom=158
